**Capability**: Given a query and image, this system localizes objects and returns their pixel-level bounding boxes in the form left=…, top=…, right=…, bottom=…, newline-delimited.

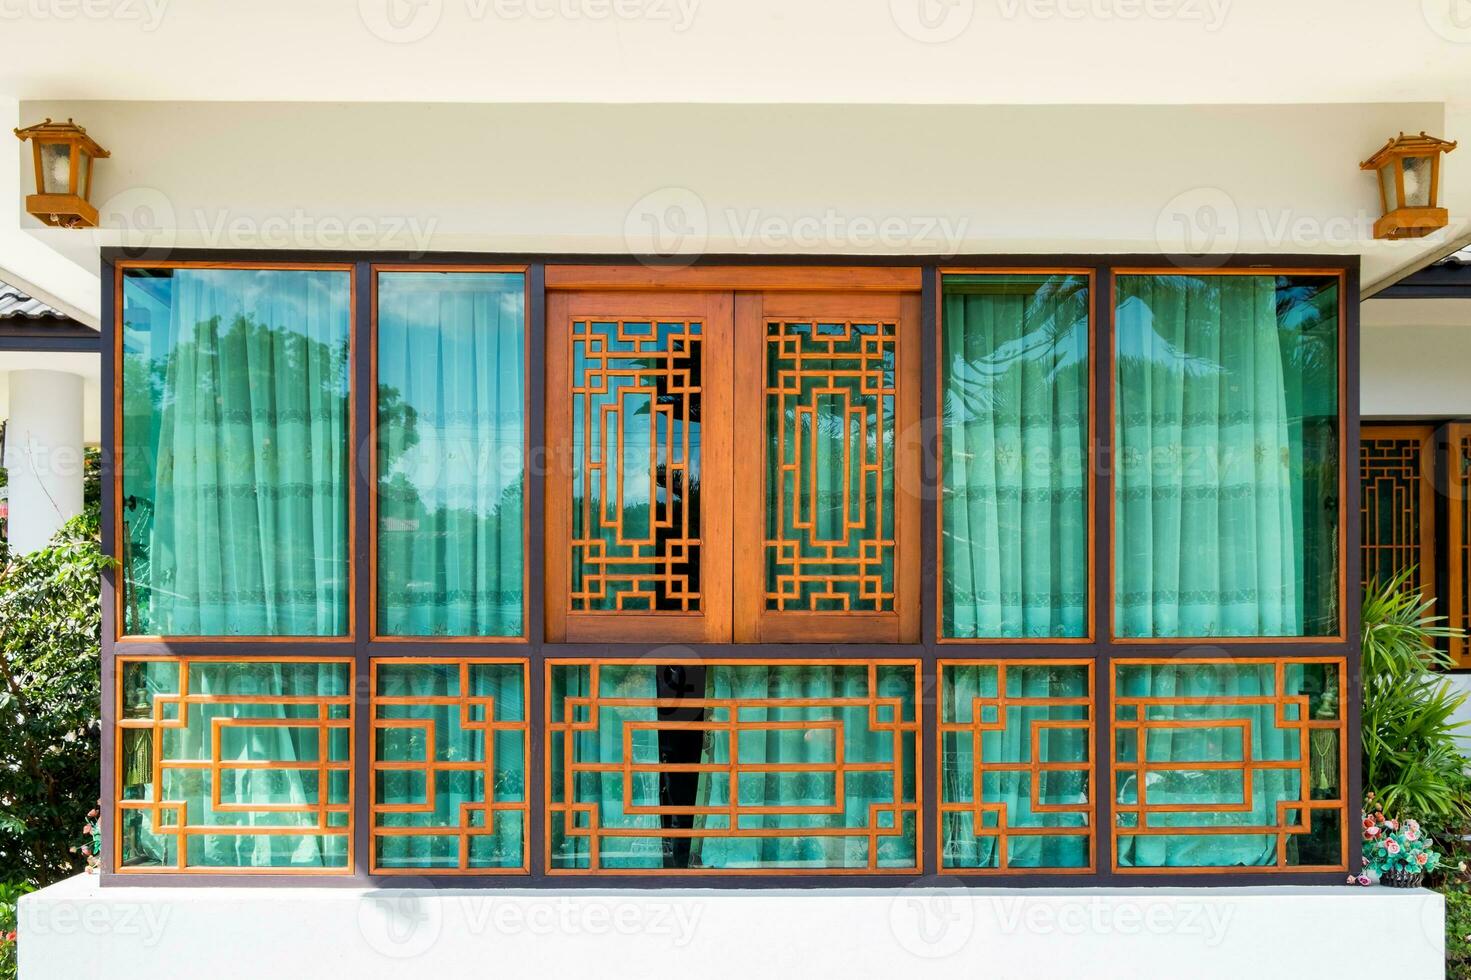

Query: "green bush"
left=0, top=511, right=110, bottom=886
left=1361, top=573, right=1471, bottom=823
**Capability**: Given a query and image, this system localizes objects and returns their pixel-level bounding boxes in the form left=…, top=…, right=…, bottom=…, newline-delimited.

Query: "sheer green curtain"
left=374, top=662, right=525, bottom=869
left=941, top=275, right=1089, bottom=638
left=1114, top=662, right=1338, bottom=868
left=941, top=664, right=1090, bottom=869
left=550, top=665, right=664, bottom=870
left=377, top=272, right=525, bottom=636
left=119, top=661, right=350, bottom=869
left=1113, top=275, right=1339, bottom=638
left=120, top=269, right=350, bottom=636
left=691, top=665, right=915, bottom=870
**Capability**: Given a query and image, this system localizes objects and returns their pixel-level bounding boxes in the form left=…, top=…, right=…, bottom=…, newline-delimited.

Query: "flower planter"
left=1380, top=869, right=1424, bottom=888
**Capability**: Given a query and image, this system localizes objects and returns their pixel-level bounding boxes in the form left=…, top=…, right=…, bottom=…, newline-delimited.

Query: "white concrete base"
left=19, top=874, right=1443, bottom=980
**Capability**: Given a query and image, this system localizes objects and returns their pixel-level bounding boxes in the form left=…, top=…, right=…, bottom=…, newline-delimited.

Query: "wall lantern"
left=12, top=118, right=110, bottom=229
left=1360, top=131, right=1457, bottom=240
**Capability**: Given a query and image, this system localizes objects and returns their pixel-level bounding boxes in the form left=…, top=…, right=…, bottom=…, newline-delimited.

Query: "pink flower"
left=1357, top=875, right=1372, bottom=886
left=1408, top=820, right=1420, bottom=832
left=1366, top=826, right=1381, bottom=838
left=1347, top=875, right=1357, bottom=884
left=1417, top=852, right=1429, bottom=866
left=1387, top=819, right=1399, bottom=830
left=1386, top=840, right=1401, bottom=855
left=1406, top=830, right=1419, bottom=842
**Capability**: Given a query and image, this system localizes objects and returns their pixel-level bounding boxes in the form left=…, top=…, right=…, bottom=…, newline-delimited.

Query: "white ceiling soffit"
left=1, top=0, right=1470, bottom=105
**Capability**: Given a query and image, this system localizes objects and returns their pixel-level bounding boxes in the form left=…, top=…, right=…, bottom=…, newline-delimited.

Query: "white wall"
left=18, top=875, right=1445, bottom=980
left=15, top=99, right=1462, bottom=295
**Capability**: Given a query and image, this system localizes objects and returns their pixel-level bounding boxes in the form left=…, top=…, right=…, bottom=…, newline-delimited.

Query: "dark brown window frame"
left=98, top=249, right=1361, bottom=889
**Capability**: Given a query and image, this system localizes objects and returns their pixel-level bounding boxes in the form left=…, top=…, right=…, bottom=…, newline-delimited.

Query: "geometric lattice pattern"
left=1452, top=428, right=1471, bottom=668
left=1359, top=428, right=1433, bottom=598
left=1111, top=658, right=1348, bottom=873
left=548, top=660, right=920, bottom=874
left=764, top=320, right=897, bottom=611
left=939, top=661, right=1093, bottom=872
left=370, top=659, right=530, bottom=874
left=114, top=657, right=354, bottom=873
left=571, top=318, right=703, bottom=612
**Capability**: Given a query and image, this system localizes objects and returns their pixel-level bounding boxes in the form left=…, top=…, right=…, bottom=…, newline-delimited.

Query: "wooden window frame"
left=112, top=260, right=360, bottom=645
left=113, top=654, right=357, bottom=875
left=1445, top=422, right=1471, bottom=669
left=369, top=264, right=533, bottom=643
left=934, top=268, right=1097, bottom=644
left=1359, top=423, right=1437, bottom=608
left=99, top=250, right=1360, bottom=888
left=368, top=656, right=532, bottom=875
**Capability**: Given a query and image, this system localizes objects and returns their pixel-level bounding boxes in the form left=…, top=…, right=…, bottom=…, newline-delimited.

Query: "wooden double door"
left=545, top=270, right=920, bottom=644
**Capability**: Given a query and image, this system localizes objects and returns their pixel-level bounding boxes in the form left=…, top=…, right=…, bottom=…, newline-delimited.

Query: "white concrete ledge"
left=19, top=874, right=1444, bottom=979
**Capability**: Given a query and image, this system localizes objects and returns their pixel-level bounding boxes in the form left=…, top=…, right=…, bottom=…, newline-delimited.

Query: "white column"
left=4, top=369, right=84, bottom=554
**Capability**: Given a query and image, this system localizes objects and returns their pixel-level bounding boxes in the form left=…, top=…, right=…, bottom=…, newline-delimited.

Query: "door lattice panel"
left=370, top=659, right=530, bottom=874
left=571, top=318, right=703, bottom=612
left=1452, top=426, right=1471, bottom=668
left=1359, top=427, right=1434, bottom=599
left=114, top=657, right=354, bottom=873
left=1111, top=658, right=1347, bottom=873
left=548, top=660, right=921, bottom=874
left=939, top=661, right=1094, bottom=872
left=764, top=320, right=897, bottom=612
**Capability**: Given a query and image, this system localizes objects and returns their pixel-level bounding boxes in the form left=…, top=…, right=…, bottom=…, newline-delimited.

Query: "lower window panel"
left=1111, top=658, right=1346, bottom=872
left=371, top=659, right=530, bottom=873
left=939, top=661, right=1094, bottom=872
left=115, top=657, right=354, bottom=872
left=547, top=660, right=920, bottom=873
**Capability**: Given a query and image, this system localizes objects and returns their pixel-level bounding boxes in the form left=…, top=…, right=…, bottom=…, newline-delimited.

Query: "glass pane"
left=372, top=660, right=527, bottom=871
left=117, top=659, right=353, bottom=870
left=941, top=274, right=1089, bottom=638
left=1403, top=155, right=1433, bottom=208
left=571, top=320, right=703, bottom=612
left=1113, top=275, right=1340, bottom=638
left=1112, top=660, right=1344, bottom=870
left=39, top=142, right=70, bottom=194
left=1379, top=164, right=1397, bottom=210
left=765, top=320, right=897, bottom=611
left=549, top=661, right=919, bottom=872
left=376, top=272, right=525, bottom=637
left=120, top=268, right=351, bottom=636
left=940, top=662, right=1092, bottom=870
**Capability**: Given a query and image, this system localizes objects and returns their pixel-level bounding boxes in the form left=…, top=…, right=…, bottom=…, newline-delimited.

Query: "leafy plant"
left=1361, top=572, right=1471, bottom=823
left=0, top=881, right=32, bottom=980
left=0, top=512, right=111, bottom=886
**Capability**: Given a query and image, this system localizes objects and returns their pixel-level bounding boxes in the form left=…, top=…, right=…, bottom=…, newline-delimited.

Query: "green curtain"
left=1114, top=663, right=1304, bottom=868
left=941, top=664, right=1089, bottom=869
left=374, top=663, right=525, bottom=869
left=691, top=665, right=914, bottom=870
left=376, top=272, right=525, bottom=636
left=1115, top=275, right=1308, bottom=638
left=941, top=275, right=1089, bottom=638
left=765, top=323, right=896, bottom=611
left=122, top=661, right=350, bottom=869
left=551, top=665, right=664, bottom=870
left=121, top=269, right=351, bottom=636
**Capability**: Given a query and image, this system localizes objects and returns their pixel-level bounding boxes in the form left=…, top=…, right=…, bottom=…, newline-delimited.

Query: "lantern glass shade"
left=1403, top=155, right=1434, bottom=207
left=38, top=142, right=71, bottom=194
left=1379, top=164, right=1397, bottom=211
